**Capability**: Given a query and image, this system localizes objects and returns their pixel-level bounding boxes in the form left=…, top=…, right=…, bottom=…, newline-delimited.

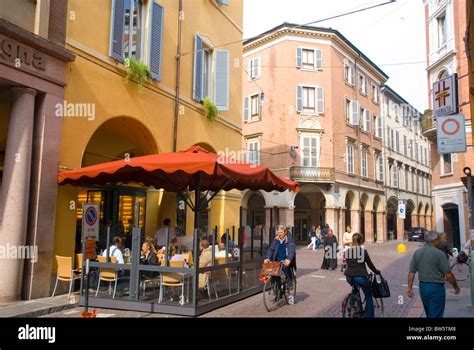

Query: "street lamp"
left=463, top=166, right=474, bottom=307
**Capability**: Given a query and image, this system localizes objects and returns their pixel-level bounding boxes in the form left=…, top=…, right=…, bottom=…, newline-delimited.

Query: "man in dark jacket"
left=264, top=225, right=296, bottom=288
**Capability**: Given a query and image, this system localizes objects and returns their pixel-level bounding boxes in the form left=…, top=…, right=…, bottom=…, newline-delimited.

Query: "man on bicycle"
left=264, top=225, right=296, bottom=289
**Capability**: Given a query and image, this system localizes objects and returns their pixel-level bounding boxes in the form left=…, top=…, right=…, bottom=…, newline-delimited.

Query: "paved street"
left=42, top=240, right=465, bottom=318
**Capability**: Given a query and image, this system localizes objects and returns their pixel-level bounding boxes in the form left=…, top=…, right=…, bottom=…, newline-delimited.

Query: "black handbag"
left=371, top=274, right=390, bottom=298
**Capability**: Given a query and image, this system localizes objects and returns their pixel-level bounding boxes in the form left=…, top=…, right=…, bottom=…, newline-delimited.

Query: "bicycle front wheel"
left=451, top=262, right=470, bottom=281
left=342, top=294, right=363, bottom=318
left=263, top=278, right=283, bottom=312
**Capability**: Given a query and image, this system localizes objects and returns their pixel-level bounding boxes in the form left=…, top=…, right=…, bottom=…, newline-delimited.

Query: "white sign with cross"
left=433, top=74, right=458, bottom=118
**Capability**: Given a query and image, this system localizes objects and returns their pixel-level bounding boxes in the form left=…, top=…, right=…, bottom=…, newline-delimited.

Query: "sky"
left=243, top=0, right=429, bottom=112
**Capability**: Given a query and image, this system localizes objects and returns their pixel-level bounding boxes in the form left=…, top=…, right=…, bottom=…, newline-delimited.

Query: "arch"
left=240, top=189, right=267, bottom=208
left=344, top=190, right=357, bottom=210
left=386, top=197, right=398, bottom=241
left=437, top=68, right=450, bottom=80
left=373, top=195, right=382, bottom=212
left=417, top=202, right=424, bottom=215
left=424, top=203, right=430, bottom=216
left=193, top=142, right=216, bottom=153
left=293, top=185, right=328, bottom=243
left=81, top=116, right=159, bottom=167
left=360, top=192, right=369, bottom=210
left=406, top=199, right=416, bottom=212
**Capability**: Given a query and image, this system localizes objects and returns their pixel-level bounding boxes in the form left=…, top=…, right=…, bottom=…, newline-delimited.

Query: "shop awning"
left=58, top=146, right=298, bottom=193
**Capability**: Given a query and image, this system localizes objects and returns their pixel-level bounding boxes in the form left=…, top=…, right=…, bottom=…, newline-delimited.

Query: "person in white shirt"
left=216, top=243, right=232, bottom=259
left=343, top=225, right=354, bottom=248
left=155, top=218, right=177, bottom=248
left=102, top=236, right=124, bottom=264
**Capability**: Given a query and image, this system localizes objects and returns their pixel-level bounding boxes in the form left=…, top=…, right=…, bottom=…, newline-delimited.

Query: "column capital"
left=10, top=86, right=37, bottom=96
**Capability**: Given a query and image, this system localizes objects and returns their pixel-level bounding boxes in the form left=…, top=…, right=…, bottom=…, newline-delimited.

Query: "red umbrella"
left=58, top=146, right=298, bottom=225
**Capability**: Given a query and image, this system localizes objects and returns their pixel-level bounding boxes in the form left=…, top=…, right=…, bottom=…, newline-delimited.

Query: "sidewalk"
left=0, top=294, right=78, bottom=318
left=407, top=287, right=474, bottom=317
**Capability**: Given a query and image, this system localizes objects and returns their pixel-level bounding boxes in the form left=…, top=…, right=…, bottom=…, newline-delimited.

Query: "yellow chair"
left=75, top=253, right=83, bottom=274
left=51, top=255, right=81, bottom=299
left=96, top=255, right=118, bottom=299
left=209, top=257, right=232, bottom=299
left=182, top=252, right=193, bottom=267
left=159, top=260, right=185, bottom=304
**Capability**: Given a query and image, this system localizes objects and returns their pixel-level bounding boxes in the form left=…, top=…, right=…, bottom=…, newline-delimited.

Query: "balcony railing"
left=289, top=166, right=335, bottom=183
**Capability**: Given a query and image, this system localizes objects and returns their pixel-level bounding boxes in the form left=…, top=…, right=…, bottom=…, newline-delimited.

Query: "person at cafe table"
left=140, top=242, right=158, bottom=265
left=155, top=218, right=177, bottom=249
left=102, top=236, right=125, bottom=264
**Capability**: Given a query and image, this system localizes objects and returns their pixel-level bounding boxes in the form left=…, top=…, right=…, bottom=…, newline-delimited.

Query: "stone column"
left=337, top=208, right=345, bottom=244
left=397, top=216, right=405, bottom=241
left=265, top=207, right=272, bottom=230
left=376, top=211, right=386, bottom=243
left=364, top=210, right=374, bottom=244
left=0, top=87, right=37, bottom=300
left=411, top=213, right=418, bottom=228
left=351, top=209, right=360, bottom=233
left=241, top=208, right=248, bottom=227
left=279, top=208, right=294, bottom=228
left=325, top=207, right=337, bottom=233
left=426, top=215, right=432, bottom=230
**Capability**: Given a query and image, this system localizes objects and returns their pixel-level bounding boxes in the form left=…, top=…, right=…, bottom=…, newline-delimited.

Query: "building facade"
left=0, top=0, right=75, bottom=301
left=423, top=0, right=473, bottom=250
left=241, top=23, right=391, bottom=245
left=1, top=0, right=244, bottom=300
left=381, top=86, right=432, bottom=241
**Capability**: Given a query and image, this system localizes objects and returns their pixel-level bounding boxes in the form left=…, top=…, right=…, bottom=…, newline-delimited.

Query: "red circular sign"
left=441, top=118, right=460, bottom=136
left=85, top=207, right=98, bottom=225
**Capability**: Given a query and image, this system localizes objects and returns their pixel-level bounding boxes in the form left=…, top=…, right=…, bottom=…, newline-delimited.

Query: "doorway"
left=443, top=203, right=460, bottom=250
left=294, top=215, right=309, bottom=243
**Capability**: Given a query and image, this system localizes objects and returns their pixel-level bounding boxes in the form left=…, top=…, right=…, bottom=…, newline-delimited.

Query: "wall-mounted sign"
left=433, top=73, right=458, bottom=118
left=0, top=35, right=46, bottom=71
left=436, top=114, right=467, bottom=154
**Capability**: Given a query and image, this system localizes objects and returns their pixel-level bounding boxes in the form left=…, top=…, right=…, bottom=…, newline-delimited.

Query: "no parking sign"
left=82, top=203, right=100, bottom=240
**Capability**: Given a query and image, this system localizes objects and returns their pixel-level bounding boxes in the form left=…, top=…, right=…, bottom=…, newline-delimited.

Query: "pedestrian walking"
left=321, top=229, right=338, bottom=270
left=407, top=230, right=460, bottom=318
left=307, top=226, right=317, bottom=250
left=315, top=225, right=322, bottom=249
left=321, top=223, right=329, bottom=238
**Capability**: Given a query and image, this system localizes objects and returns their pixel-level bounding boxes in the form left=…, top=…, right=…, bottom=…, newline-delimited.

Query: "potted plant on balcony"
left=124, top=58, right=152, bottom=91
left=203, top=97, right=219, bottom=122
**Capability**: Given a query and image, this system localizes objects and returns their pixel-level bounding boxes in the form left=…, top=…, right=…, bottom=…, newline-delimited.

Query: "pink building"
left=423, top=0, right=473, bottom=250
left=241, top=23, right=391, bottom=244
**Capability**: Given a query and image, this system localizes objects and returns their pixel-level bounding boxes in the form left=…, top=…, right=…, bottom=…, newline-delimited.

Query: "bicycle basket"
left=261, top=261, right=282, bottom=277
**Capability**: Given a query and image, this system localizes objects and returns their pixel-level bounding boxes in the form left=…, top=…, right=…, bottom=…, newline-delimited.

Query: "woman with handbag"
left=344, top=233, right=381, bottom=318
left=321, top=229, right=338, bottom=270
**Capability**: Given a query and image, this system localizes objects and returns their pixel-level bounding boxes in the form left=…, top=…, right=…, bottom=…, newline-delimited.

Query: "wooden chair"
left=96, top=256, right=118, bottom=299
left=182, top=252, right=193, bottom=267
left=51, top=255, right=81, bottom=299
left=159, top=260, right=185, bottom=304
left=75, top=253, right=83, bottom=274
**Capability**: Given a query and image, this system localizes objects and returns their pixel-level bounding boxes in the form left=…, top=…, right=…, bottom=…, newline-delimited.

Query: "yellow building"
left=1, top=0, right=243, bottom=300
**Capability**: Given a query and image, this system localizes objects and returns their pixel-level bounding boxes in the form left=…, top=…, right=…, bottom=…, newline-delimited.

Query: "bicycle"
left=341, top=274, right=384, bottom=318
left=261, top=261, right=297, bottom=312
left=450, top=251, right=471, bottom=281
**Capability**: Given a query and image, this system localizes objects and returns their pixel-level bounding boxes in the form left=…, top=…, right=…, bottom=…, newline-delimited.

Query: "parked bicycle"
left=450, top=251, right=471, bottom=281
left=260, top=261, right=296, bottom=312
left=341, top=273, right=384, bottom=318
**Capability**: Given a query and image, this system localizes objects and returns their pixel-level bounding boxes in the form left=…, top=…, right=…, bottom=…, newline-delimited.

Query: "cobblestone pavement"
left=46, top=241, right=467, bottom=318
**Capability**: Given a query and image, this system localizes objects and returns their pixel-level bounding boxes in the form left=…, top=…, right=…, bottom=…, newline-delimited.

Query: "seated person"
left=216, top=242, right=232, bottom=259
left=101, top=236, right=124, bottom=264
left=140, top=242, right=158, bottom=265
left=198, top=240, right=212, bottom=292
left=169, top=247, right=189, bottom=268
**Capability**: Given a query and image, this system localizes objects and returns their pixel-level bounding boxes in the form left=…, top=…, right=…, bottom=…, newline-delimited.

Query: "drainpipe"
left=354, top=53, right=362, bottom=234
left=173, top=0, right=183, bottom=152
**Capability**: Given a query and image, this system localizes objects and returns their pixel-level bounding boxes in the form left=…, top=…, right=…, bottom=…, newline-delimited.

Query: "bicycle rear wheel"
left=342, top=294, right=363, bottom=318
left=451, top=262, right=470, bottom=281
left=263, top=278, right=284, bottom=312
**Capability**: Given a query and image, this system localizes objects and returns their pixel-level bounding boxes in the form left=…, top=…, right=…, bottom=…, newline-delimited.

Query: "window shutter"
left=254, top=57, right=260, bottom=78
left=296, top=48, right=302, bottom=68
left=343, top=59, right=348, bottom=81
left=365, top=110, right=370, bottom=131
left=214, top=50, right=230, bottom=110
left=296, top=85, right=303, bottom=112
left=351, top=101, right=359, bottom=125
left=316, top=49, right=322, bottom=69
left=243, top=96, right=249, bottom=122
left=110, top=0, right=126, bottom=62
left=350, top=65, right=355, bottom=85
left=149, top=3, right=164, bottom=81
left=317, top=87, right=324, bottom=114
left=193, top=34, right=204, bottom=102
left=248, top=60, right=253, bottom=80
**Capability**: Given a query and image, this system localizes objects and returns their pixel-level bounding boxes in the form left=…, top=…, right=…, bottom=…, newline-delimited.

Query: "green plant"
left=203, top=97, right=219, bottom=122
left=124, top=58, right=152, bottom=90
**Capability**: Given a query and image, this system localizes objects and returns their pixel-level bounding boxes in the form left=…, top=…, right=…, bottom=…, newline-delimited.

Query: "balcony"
left=421, top=112, right=437, bottom=140
left=289, top=166, right=335, bottom=183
